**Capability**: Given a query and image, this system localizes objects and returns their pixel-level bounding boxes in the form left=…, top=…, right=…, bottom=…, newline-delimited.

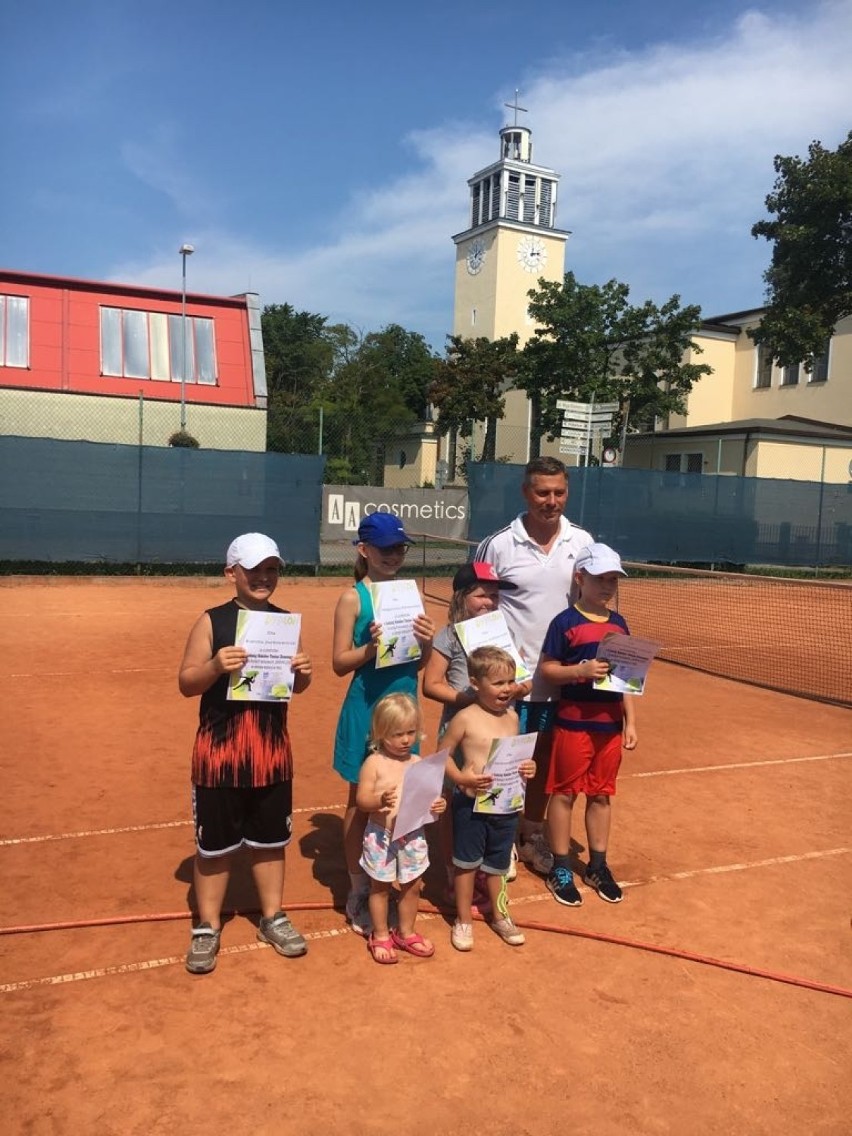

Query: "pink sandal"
left=367, top=934, right=398, bottom=964
left=391, top=929, right=435, bottom=958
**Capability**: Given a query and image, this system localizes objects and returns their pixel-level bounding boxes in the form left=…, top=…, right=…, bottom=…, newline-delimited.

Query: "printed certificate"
left=454, top=610, right=532, bottom=682
left=370, top=579, right=425, bottom=669
left=391, top=750, right=449, bottom=843
left=593, top=632, right=660, bottom=695
left=473, top=732, right=538, bottom=815
left=226, top=610, right=301, bottom=702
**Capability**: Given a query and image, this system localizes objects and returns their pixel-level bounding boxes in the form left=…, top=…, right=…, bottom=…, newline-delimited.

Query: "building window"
left=755, top=344, right=772, bottom=389
left=664, top=452, right=703, bottom=473
left=809, top=341, right=829, bottom=383
left=539, top=179, right=554, bottom=228
left=0, top=294, right=29, bottom=368
left=100, top=307, right=217, bottom=385
left=781, top=362, right=799, bottom=386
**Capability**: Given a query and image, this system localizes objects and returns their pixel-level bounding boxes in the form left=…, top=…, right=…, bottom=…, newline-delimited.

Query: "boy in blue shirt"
left=539, top=543, right=637, bottom=906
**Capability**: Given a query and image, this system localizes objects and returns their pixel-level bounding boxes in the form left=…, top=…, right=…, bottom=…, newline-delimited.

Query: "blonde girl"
left=332, top=512, right=435, bottom=937
left=355, top=694, right=446, bottom=964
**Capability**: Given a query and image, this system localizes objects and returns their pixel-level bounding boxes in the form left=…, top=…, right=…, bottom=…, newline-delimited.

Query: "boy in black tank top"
left=178, top=533, right=313, bottom=974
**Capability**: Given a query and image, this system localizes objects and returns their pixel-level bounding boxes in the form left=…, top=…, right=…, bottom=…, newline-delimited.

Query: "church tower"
left=451, top=97, right=570, bottom=461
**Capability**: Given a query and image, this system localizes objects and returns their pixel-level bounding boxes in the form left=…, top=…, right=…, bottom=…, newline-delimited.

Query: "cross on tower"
left=504, top=89, right=528, bottom=126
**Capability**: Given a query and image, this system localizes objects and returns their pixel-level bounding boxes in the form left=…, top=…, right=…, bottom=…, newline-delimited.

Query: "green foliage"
left=750, top=131, right=852, bottom=366
left=519, top=273, right=711, bottom=442
left=430, top=334, right=519, bottom=462
left=167, top=429, right=200, bottom=448
left=261, top=305, right=438, bottom=482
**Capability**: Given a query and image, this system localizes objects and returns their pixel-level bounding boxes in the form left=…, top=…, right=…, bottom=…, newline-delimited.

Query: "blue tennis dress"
left=332, top=580, right=420, bottom=784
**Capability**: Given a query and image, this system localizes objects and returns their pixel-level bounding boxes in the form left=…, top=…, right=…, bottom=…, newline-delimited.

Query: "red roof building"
left=0, top=269, right=268, bottom=450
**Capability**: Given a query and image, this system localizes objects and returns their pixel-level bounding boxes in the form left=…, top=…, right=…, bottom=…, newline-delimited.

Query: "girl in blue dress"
left=332, top=512, right=434, bottom=936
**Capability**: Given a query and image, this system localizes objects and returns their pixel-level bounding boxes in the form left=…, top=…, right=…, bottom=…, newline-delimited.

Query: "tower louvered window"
left=539, top=180, right=553, bottom=228
left=523, top=176, right=536, bottom=223
left=507, top=173, right=520, bottom=220
left=491, top=175, right=500, bottom=220
left=471, top=182, right=481, bottom=227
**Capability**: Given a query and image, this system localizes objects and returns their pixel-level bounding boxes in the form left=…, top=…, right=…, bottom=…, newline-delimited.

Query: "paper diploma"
left=370, top=579, right=425, bottom=669
left=454, top=610, right=532, bottom=682
left=391, top=750, right=448, bottom=842
left=227, top=610, right=301, bottom=702
left=593, top=632, right=660, bottom=695
left=473, top=732, right=538, bottom=815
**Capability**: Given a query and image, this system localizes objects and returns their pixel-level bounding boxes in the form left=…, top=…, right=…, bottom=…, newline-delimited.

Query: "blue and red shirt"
left=542, top=606, right=630, bottom=733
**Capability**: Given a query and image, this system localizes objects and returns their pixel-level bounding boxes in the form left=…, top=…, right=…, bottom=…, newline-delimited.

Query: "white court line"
left=2, top=749, right=850, bottom=846
left=2, top=847, right=848, bottom=994
left=0, top=804, right=345, bottom=847
left=627, top=751, right=852, bottom=779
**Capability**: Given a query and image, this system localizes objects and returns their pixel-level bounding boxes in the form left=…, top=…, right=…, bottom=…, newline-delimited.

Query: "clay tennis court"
left=1, top=576, right=850, bottom=1135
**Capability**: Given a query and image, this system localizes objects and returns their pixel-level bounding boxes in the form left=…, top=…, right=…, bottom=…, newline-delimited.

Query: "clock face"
left=466, top=238, right=486, bottom=275
left=517, top=235, right=547, bottom=273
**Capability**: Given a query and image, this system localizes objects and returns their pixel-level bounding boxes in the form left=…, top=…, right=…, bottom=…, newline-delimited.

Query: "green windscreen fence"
left=467, top=462, right=852, bottom=567
left=0, top=437, right=325, bottom=565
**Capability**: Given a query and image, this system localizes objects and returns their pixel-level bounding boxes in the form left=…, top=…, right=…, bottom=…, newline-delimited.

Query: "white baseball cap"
left=575, top=542, right=627, bottom=576
left=225, top=533, right=282, bottom=569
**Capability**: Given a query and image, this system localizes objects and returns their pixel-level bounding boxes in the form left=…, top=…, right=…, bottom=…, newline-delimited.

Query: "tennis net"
left=412, top=534, right=852, bottom=708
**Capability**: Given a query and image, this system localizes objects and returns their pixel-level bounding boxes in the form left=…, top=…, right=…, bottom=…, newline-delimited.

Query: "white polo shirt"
left=475, top=514, right=593, bottom=701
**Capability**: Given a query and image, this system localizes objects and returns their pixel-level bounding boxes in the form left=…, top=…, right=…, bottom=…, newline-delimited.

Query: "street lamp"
left=178, top=243, right=194, bottom=430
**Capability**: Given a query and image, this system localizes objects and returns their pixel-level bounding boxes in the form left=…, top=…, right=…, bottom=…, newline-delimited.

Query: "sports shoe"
left=257, top=910, right=308, bottom=957
left=451, top=920, right=474, bottom=952
left=345, top=890, right=373, bottom=937
left=517, top=831, right=554, bottom=875
left=505, top=844, right=519, bottom=882
left=584, top=862, right=623, bottom=903
left=546, top=866, right=583, bottom=907
left=185, top=922, right=221, bottom=974
left=490, top=916, right=525, bottom=946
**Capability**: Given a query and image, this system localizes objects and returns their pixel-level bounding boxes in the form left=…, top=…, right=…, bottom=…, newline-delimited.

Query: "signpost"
left=556, top=398, right=618, bottom=464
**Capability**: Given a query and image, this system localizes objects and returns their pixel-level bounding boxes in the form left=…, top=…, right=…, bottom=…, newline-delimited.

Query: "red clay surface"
left=1, top=577, right=850, bottom=1136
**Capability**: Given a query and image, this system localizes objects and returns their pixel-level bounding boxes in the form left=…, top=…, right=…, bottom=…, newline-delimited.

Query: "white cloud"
left=115, top=1, right=852, bottom=342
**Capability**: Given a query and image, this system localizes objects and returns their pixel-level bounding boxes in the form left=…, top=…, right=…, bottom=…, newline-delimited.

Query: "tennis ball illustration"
left=270, top=683, right=291, bottom=699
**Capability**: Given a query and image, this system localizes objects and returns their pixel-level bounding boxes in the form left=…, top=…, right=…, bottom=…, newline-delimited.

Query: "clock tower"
left=451, top=101, right=570, bottom=461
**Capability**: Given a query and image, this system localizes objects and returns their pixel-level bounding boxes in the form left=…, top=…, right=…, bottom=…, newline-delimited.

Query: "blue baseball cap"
left=354, top=512, right=413, bottom=548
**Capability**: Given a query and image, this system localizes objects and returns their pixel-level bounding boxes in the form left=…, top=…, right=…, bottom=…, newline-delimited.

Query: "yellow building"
left=624, top=310, right=852, bottom=482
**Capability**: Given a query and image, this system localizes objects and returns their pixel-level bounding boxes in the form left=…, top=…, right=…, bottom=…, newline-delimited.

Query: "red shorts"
left=546, top=729, right=623, bottom=797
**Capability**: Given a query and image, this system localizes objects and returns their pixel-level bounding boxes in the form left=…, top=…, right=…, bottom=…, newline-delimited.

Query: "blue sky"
left=2, top=0, right=850, bottom=350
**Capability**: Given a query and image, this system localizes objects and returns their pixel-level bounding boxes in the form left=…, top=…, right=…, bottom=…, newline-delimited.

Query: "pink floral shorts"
left=360, top=822, right=429, bottom=884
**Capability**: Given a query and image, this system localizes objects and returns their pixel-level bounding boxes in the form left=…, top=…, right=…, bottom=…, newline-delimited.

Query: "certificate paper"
left=593, top=632, right=660, bottom=695
left=391, top=750, right=448, bottom=842
left=226, top=610, right=301, bottom=702
left=370, top=579, right=425, bottom=669
left=473, top=732, right=538, bottom=815
left=454, top=610, right=532, bottom=682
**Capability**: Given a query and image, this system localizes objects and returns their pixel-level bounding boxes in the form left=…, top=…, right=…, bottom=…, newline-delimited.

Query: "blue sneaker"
left=546, top=866, right=583, bottom=907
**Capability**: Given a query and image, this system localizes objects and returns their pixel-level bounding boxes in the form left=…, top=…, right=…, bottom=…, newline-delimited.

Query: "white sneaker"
left=451, top=920, right=474, bottom=952
left=505, top=844, right=519, bottom=882
left=491, top=916, right=525, bottom=946
left=517, top=832, right=554, bottom=875
left=345, top=891, right=372, bottom=937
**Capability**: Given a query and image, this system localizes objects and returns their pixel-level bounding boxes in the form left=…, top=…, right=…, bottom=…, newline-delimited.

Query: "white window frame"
left=99, top=306, right=217, bottom=386
left=0, top=294, right=30, bottom=368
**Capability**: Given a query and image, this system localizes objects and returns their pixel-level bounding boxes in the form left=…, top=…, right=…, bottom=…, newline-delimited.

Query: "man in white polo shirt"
left=474, top=456, right=593, bottom=873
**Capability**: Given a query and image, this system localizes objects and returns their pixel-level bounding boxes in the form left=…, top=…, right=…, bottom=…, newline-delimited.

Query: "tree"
left=430, top=333, right=519, bottom=467
left=319, top=324, right=437, bottom=484
left=519, top=273, right=711, bottom=451
left=261, top=303, right=336, bottom=453
left=750, top=131, right=852, bottom=367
